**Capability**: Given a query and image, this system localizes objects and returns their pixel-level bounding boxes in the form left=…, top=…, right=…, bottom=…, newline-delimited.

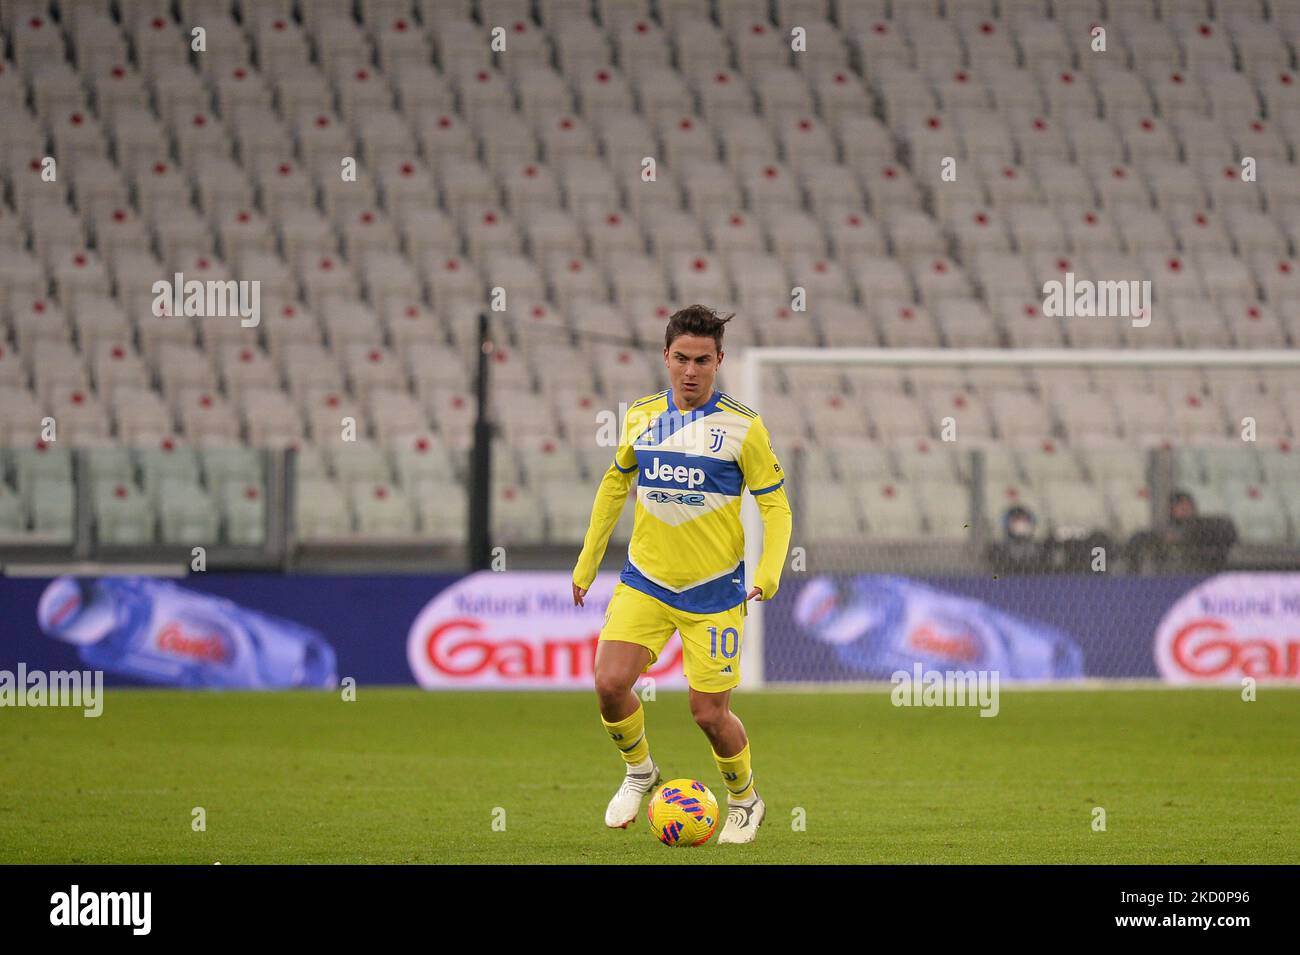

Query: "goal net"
left=732, top=347, right=1300, bottom=687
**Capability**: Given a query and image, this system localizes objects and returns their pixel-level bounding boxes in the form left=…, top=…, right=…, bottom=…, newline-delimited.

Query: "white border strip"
left=740, top=347, right=1300, bottom=368
left=3, top=563, right=188, bottom=578
left=747, top=680, right=1300, bottom=693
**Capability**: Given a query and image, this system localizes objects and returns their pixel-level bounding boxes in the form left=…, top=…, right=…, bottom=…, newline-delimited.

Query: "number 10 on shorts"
left=708, top=626, right=739, bottom=659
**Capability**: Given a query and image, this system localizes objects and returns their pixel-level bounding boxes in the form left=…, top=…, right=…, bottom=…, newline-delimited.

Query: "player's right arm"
left=572, top=405, right=640, bottom=604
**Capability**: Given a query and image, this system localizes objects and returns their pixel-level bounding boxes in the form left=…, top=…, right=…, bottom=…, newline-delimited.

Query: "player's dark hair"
left=664, top=304, right=733, bottom=353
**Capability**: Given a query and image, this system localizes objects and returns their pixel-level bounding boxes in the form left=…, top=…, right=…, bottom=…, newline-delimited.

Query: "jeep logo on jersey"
left=709, top=427, right=725, bottom=452
left=644, top=456, right=705, bottom=488
left=645, top=490, right=705, bottom=506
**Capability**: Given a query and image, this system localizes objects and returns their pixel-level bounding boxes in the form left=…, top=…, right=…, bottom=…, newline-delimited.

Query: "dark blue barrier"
left=3, top=571, right=1298, bottom=687
left=771, top=573, right=1300, bottom=684
left=2, top=574, right=459, bottom=687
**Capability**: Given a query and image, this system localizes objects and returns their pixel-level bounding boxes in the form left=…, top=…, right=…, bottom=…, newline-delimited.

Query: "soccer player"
left=572, top=305, right=792, bottom=844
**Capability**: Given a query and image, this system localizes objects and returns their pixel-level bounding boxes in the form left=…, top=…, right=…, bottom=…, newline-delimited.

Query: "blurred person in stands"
left=1128, top=490, right=1237, bottom=572
left=986, top=504, right=1044, bottom=574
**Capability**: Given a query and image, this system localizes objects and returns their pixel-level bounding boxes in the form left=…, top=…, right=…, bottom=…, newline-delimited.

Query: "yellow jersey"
left=573, top=387, right=793, bottom=613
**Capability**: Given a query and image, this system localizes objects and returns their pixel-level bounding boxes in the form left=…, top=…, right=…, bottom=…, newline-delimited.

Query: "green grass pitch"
left=2, top=687, right=1297, bottom=864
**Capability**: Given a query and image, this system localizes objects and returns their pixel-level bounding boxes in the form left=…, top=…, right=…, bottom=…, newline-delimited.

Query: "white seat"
left=350, top=481, right=418, bottom=537
left=175, top=385, right=240, bottom=445
left=724, top=251, right=789, bottom=310
left=217, top=477, right=265, bottom=545
left=1091, top=160, right=1151, bottom=210
left=753, top=303, right=820, bottom=348
left=136, top=441, right=201, bottom=500
left=1229, top=302, right=1288, bottom=348
left=488, top=483, right=546, bottom=544
left=864, top=388, right=929, bottom=441
left=1224, top=207, right=1290, bottom=259
left=407, top=477, right=465, bottom=541
left=543, top=252, right=606, bottom=311
left=94, top=480, right=155, bottom=545
left=11, top=443, right=72, bottom=504
left=799, top=480, right=863, bottom=542
left=360, top=388, right=423, bottom=447
left=1144, top=251, right=1205, bottom=305
left=971, top=253, right=1036, bottom=307
left=1019, top=441, right=1084, bottom=486
left=1042, top=479, right=1110, bottom=534
left=811, top=302, right=873, bottom=348
left=296, top=477, right=351, bottom=539
left=1110, top=388, right=1172, bottom=446
left=27, top=475, right=73, bottom=539
left=911, top=254, right=973, bottom=309
left=199, top=446, right=262, bottom=495
left=936, top=299, right=1000, bottom=348
left=947, top=206, right=1011, bottom=262
left=573, top=59, right=633, bottom=120
left=859, top=161, right=922, bottom=216
left=158, top=480, right=219, bottom=543
left=1011, top=113, right=1070, bottom=164
left=788, top=253, right=851, bottom=304
left=85, top=445, right=135, bottom=487
left=239, top=388, right=303, bottom=446
left=885, top=209, right=946, bottom=257
left=855, top=481, right=924, bottom=538
left=1116, top=205, right=1178, bottom=255
left=1221, top=480, right=1287, bottom=544
left=1194, top=252, right=1256, bottom=305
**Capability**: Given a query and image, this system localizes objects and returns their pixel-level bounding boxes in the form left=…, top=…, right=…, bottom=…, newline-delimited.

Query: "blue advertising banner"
left=0, top=571, right=686, bottom=690
left=3, top=571, right=1299, bottom=688
left=773, top=573, right=1300, bottom=684
left=1, top=574, right=463, bottom=687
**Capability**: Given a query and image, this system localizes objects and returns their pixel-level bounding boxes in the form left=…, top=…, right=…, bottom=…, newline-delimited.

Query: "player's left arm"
left=740, top=415, right=792, bottom=601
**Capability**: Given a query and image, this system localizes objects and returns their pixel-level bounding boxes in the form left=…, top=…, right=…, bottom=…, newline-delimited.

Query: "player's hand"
left=746, top=586, right=763, bottom=601
left=573, top=583, right=587, bottom=607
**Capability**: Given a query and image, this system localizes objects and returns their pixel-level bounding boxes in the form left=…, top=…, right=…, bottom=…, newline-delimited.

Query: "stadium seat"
left=0, top=0, right=1291, bottom=564
left=94, top=481, right=155, bottom=545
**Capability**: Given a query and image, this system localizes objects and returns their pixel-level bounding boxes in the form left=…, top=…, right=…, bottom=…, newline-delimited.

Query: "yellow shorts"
left=599, top=582, right=746, bottom=693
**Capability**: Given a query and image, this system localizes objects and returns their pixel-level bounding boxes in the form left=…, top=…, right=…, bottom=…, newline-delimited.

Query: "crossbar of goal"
left=737, top=347, right=1300, bottom=688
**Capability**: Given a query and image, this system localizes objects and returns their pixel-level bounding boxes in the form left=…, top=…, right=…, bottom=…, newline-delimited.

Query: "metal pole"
left=468, top=311, right=493, bottom=570
left=73, top=447, right=92, bottom=561
left=969, top=447, right=987, bottom=555
left=270, top=446, right=289, bottom=572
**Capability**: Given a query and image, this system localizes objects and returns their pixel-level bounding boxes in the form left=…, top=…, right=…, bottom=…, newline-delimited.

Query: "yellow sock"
left=712, top=742, right=755, bottom=802
left=602, top=704, right=650, bottom=765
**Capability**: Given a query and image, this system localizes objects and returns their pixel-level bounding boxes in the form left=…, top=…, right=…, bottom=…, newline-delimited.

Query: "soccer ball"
left=647, top=779, right=719, bottom=846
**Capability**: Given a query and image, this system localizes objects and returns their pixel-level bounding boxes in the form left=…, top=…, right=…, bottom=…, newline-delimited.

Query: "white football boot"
left=717, top=794, right=766, bottom=844
left=604, top=760, right=661, bottom=829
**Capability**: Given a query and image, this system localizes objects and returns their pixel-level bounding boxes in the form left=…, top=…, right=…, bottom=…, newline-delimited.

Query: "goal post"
left=737, top=347, right=1300, bottom=689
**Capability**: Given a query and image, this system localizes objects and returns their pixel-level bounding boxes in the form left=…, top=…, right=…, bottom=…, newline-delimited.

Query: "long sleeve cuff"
left=752, top=484, right=792, bottom=600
